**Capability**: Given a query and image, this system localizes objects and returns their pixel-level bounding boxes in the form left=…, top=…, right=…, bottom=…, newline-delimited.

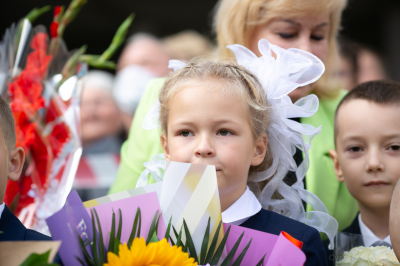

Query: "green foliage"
left=19, top=250, right=59, bottom=266
left=25, top=6, right=51, bottom=23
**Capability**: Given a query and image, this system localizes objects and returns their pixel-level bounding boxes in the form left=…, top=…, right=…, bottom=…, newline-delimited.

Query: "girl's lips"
left=365, top=180, right=390, bottom=187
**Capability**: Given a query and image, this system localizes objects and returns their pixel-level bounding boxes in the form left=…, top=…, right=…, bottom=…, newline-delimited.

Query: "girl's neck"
left=358, top=203, right=390, bottom=239
left=220, top=186, right=247, bottom=212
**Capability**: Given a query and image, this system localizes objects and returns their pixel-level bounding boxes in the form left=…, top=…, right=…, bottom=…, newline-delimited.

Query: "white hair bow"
left=139, top=39, right=338, bottom=248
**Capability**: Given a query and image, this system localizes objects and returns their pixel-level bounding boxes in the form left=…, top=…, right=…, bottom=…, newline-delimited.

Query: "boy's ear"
left=251, top=133, right=268, bottom=166
left=8, top=147, right=25, bottom=182
left=160, top=134, right=170, bottom=160
left=329, top=149, right=344, bottom=182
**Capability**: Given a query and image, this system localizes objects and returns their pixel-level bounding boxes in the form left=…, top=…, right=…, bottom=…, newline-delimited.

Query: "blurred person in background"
left=338, top=38, right=387, bottom=90
left=80, top=70, right=124, bottom=155
left=357, top=47, right=387, bottom=84
left=109, top=0, right=358, bottom=234
left=117, top=33, right=170, bottom=75
left=113, top=33, right=170, bottom=132
left=162, top=30, right=215, bottom=60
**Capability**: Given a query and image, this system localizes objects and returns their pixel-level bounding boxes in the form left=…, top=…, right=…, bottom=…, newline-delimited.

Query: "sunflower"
left=104, top=237, right=198, bottom=266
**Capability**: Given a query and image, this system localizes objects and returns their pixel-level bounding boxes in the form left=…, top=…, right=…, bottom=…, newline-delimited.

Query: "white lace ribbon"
left=135, top=154, right=165, bottom=188
left=139, top=39, right=338, bottom=248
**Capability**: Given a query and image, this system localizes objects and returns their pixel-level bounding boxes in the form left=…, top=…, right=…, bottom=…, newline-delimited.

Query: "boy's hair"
left=334, top=80, right=400, bottom=143
left=159, top=58, right=272, bottom=177
left=0, top=96, right=16, bottom=150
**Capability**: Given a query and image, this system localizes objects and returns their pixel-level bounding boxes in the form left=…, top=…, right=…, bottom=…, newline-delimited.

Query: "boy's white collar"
left=358, top=213, right=391, bottom=246
left=222, top=186, right=261, bottom=225
left=0, top=202, right=4, bottom=220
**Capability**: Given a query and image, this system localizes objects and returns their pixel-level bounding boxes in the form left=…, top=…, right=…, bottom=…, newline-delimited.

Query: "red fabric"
left=282, top=231, right=303, bottom=249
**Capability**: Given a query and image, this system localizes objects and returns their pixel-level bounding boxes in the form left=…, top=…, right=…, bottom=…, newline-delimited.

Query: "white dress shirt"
left=222, top=186, right=262, bottom=225
left=358, top=213, right=391, bottom=247
left=0, top=202, right=5, bottom=220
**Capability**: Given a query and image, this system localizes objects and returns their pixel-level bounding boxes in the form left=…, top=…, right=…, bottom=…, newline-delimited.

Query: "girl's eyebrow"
left=171, top=119, right=241, bottom=127
left=277, top=19, right=329, bottom=28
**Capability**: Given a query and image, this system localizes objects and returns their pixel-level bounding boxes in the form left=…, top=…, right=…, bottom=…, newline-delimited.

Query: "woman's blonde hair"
left=159, top=58, right=273, bottom=177
left=214, top=0, right=348, bottom=99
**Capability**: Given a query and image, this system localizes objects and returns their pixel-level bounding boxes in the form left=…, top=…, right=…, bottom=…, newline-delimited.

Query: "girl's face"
left=249, top=12, right=330, bottom=102
left=161, top=82, right=267, bottom=211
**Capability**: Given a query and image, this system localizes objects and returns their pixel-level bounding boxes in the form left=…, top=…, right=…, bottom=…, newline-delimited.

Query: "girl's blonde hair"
left=159, top=58, right=273, bottom=177
left=213, top=0, right=348, bottom=99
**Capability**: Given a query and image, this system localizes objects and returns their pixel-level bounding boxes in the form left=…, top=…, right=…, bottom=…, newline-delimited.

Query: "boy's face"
left=330, top=99, right=400, bottom=210
left=0, top=129, right=25, bottom=204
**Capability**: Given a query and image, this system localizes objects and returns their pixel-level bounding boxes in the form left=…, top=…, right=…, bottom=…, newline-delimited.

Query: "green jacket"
left=109, top=78, right=359, bottom=231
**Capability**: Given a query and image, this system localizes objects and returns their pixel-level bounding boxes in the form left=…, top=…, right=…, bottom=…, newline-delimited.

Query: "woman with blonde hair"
left=109, top=0, right=358, bottom=232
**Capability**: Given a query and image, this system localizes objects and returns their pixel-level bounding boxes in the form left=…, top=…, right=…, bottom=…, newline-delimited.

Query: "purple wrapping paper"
left=46, top=190, right=96, bottom=266
left=223, top=223, right=306, bottom=266
left=86, top=192, right=166, bottom=246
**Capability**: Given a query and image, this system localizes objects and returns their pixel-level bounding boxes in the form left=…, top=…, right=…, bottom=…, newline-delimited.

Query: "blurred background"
left=1, top=0, right=400, bottom=200
left=2, top=0, right=399, bottom=80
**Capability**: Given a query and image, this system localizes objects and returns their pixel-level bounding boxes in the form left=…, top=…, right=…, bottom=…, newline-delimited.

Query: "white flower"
left=337, top=246, right=400, bottom=266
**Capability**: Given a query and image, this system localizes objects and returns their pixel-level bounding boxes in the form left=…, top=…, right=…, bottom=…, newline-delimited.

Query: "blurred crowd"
left=75, top=30, right=215, bottom=199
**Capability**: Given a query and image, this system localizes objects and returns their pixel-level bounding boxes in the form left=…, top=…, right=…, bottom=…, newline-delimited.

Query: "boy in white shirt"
left=325, top=80, right=400, bottom=264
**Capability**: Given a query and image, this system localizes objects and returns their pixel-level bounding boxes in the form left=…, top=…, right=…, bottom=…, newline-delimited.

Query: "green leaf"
left=176, top=226, right=183, bottom=247
left=19, top=250, right=50, bottom=266
left=93, top=209, right=105, bottom=265
left=255, top=253, right=267, bottom=266
left=220, top=231, right=244, bottom=266
left=116, top=209, right=123, bottom=242
left=210, top=225, right=232, bottom=266
left=204, top=221, right=223, bottom=263
left=155, top=214, right=161, bottom=235
left=108, top=210, right=116, bottom=254
left=90, top=210, right=100, bottom=266
left=182, top=241, right=188, bottom=253
left=148, top=232, right=159, bottom=243
left=146, top=210, right=159, bottom=245
left=183, top=220, right=198, bottom=263
left=230, top=237, right=253, bottom=266
left=173, top=226, right=179, bottom=239
left=169, top=236, right=176, bottom=246
left=200, top=217, right=211, bottom=264
left=128, top=207, right=141, bottom=248
left=98, top=14, right=135, bottom=61
left=114, top=238, right=122, bottom=255
left=164, top=216, right=172, bottom=241
left=25, top=6, right=51, bottom=23
left=77, top=232, right=95, bottom=266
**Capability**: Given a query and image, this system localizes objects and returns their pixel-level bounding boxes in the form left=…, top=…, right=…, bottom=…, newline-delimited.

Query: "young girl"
left=157, top=39, right=332, bottom=266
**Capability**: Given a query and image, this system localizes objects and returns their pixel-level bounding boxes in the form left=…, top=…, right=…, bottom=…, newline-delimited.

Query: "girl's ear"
left=8, top=147, right=25, bottom=182
left=251, top=133, right=268, bottom=166
left=160, top=134, right=171, bottom=160
left=329, top=149, right=344, bottom=182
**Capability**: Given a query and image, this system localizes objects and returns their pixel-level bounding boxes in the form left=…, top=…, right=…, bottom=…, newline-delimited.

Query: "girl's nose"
left=297, top=36, right=312, bottom=54
left=194, top=137, right=215, bottom=158
left=365, top=150, right=384, bottom=173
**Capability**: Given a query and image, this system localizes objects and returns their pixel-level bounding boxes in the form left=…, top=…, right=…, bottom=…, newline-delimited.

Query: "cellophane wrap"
left=1, top=18, right=84, bottom=234
left=335, top=232, right=399, bottom=266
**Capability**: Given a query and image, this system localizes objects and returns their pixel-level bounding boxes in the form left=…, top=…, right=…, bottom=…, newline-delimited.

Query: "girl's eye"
left=218, top=130, right=232, bottom=136
left=279, top=33, right=295, bottom=39
left=389, top=145, right=400, bottom=151
left=179, top=131, right=193, bottom=137
left=311, top=35, right=324, bottom=41
left=348, top=146, right=362, bottom=152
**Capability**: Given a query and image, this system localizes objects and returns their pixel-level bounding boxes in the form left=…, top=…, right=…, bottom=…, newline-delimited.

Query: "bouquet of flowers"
left=335, top=232, right=400, bottom=266
left=0, top=0, right=133, bottom=234
left=42, top=161, right=307, bottom=266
